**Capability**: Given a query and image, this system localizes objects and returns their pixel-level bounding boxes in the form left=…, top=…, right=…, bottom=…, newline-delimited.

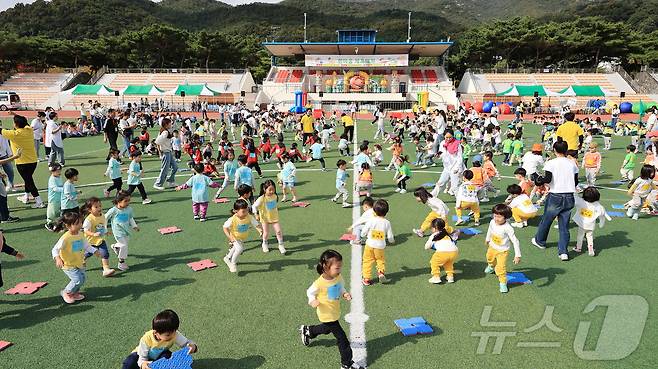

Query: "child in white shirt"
left=484, top=204, right=521, bottom=293
left=360, top=200, right=395, bottom=285
left=347, top=197, right=374, bottom=242
left=455, top=170, right=480, bottom=226
left=424, top=218, right=458, bottom=284
left=371, top=144, right=384, bottom=167
left=505, top=184, right=538, bottom=228
left=626, top=165, right=657, bottom=220
left=572, top=187, right=611, bottom=256
left=412, top=187, right=451, bottom=237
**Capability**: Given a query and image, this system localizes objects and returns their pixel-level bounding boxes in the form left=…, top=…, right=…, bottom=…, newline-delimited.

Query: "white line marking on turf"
left=343, top=129, right=368, bottom=368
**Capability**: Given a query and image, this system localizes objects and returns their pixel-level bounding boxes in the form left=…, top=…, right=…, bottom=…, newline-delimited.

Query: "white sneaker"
left=223, top=256, right=232, bottom=269
left=480, top=197, right=490, bottom=203
left=228, top=262, right=237, bottom=273
left=399, top=189, right=407, bottom=194
left=559, top=253, right=569, bottom=261
left=142, top=199, right=152, bottom=205
left=632, top=213, right=639, bottom=220
left=167, top=182, right=177, bottom=188
left=16, top=195, right=28, bottom=204
left=342, top=203, right=351, bottom=208
left=262, top=243, right=270, bottom=253
left=117, top=262, right=129, bottom=271
left=394, top=188, right=401, bottom=193
left=278, top=244, right=287, bottom=255
left=446, top=275, right=454, bottom=283
left=102, top=268, right=116, bottom=277
left=588, top=250, right=595, bottom=256
left=153, top=184, right=165, bottom=190
left=428, top=276, right=442, bottom=284
left=511, top=222, right=524, bottom=228
left=531, top=238, right=546, bottom=249
left=412, top=228, right=424, bottom=237
left=31, top=202, right=45, bottom=209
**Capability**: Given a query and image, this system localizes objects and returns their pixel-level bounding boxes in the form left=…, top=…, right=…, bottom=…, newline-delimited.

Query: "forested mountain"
left=0, top=0, right=657, bottom=81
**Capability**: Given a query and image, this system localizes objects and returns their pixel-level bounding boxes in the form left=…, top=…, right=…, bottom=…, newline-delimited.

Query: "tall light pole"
left=407, top=12, right=412, bottom=42
left=304, top=13, right=307, bottom=43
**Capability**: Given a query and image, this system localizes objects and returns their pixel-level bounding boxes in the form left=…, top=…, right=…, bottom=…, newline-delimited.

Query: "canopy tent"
left=170, top=84, right=220, bottom=96
left=557, top=85, right=613, bottom=97
left=71, top=84, right=116, bottom=95
left=122, top=84, right=165, bottom=96
left=495, top=85, right=559, bottom=97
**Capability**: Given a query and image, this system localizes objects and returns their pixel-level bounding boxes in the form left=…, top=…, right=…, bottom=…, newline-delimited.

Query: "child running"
left=620, top=145, right=637, bottom=182
left=299, top=249, right=364, bottom=369
left=121, top=309, right=197, bottom=369
left=105, top=191, right=140, bottom=271
left=82, top=197, right=115, bottom=277
left=252, top=180, right=286, bottom=254
left=125, top=151, right=152, bottom=205
left=424, top=218, right=458, bottom=284
left=222, top=199, right=263, bottom=273
left=484, top=204, right=521, bottom=293
left=52, top=211, right=99, bottom=304
left=394, top=155, right=411, bottom=194
left=412, top=187, right=450, bottom=237
left=176, top=163, right=220, bottom=222
left=332, top=159, right=351, bottom=208
left=215, top=150, right=237, bottom=199
left=356, top=163, right=373, bottom=197
left=572, top=187, right=611, bottom=256
left=582, top=142, right=602, bottom=186
left=104, top=149, right=123, bottom=197
left=361, top=199, right=395, bottom=285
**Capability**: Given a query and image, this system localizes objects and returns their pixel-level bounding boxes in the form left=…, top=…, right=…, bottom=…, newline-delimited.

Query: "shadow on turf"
left=193, top=355, right=266, bottom=369
left=238, top=258, right=317, bottom=276
left=0, top=278, right=194, bottom=329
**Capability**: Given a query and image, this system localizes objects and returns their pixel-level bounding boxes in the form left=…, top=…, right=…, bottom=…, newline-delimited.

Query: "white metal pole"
left=304, top=13, right=307, bottom=43
left=407, top=12, right=412, bottom=42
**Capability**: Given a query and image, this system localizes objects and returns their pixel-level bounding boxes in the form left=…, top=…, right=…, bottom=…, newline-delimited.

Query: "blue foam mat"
left=150, top=349, right=193, bottom=369
left=506, top=272, right=532, bottom=285
left=461, top=227, right=482, bottom=236
left=607, top=211, right=625, bottom=217
left=452, top=215, right=470, bottom=222
left=611, top=204, right=626, bottom=209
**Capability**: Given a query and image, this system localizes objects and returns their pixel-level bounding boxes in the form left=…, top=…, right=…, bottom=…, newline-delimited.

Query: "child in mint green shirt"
left=126, top=151, right=151, bottom=204
left=176, top=163, right=220, bottom=222
left=62, top=168, right=80, bottom=214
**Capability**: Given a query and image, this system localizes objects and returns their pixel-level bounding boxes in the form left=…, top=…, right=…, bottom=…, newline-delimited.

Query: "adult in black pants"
left=104, top=109, right=119, bottom=161
left=0, top=231, right=25, bottom=287
left=1, top=115, right=44, bottom=208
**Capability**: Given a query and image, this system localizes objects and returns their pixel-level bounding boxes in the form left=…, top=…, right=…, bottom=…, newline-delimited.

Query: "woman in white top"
left=30, top=112, right=46, bottom=161
left=45, top=111, right=64, bottom=167
left=153, top=118, right=178, bottom=190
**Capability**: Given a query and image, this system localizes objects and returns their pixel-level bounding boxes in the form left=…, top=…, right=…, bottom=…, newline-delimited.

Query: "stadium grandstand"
left=457, top=68, right=658, bottom=113
left=258, top=29, right=458, bottom=112
left=0, top=68, right=256, bottom=111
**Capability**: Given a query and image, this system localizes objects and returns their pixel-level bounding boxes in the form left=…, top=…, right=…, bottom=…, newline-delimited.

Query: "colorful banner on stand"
left=305, top=54, right=408, bottom=67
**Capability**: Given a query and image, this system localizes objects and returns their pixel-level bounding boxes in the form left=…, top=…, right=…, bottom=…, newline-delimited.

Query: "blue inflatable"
left=483, top=101, right=494, bottom=113
left=620, top=102, right=633, bottom=113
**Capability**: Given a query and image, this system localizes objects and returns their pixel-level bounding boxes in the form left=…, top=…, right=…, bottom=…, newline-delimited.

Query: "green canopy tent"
left=121, top=85, right=165, bottom=96
left=170, top=84, right=220, bottom=96
left=557, top=85, right=613, bottom=97
left=71, top=84, right=116, bottom=95
left=496, top=85, right=559, bottom=97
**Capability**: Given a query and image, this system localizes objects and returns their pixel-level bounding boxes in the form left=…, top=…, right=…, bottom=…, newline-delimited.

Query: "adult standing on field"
left=0, top=114, right=44, bottom=208
left=153, top=118, right=178, bottom=190
left=30, top=111, right=45, bottom=161
left=104, top=109, right=119, bottom=161
left=556, top=112, right=584, bottom=155
left=300, top=109, right=315, bottom=151
left=531, top=140, right=578, bottom=261
left=45, top=111, right=65, bottom=168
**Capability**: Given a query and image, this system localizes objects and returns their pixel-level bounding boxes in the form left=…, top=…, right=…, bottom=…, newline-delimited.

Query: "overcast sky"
left=0, top=0, right=283, bottom=12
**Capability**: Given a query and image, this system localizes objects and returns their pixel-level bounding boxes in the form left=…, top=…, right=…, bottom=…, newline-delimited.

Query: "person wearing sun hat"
left=522, top=143, right=545, bottom=183
left=432, top=129, right=463, bottom=196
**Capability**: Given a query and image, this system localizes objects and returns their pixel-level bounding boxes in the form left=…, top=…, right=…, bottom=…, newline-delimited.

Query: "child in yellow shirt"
left=222, top=199, right=263, bottom=273
left=82, top=197, right=115, bottom=277
left=299, top=250, right=364, bottom=369
left=51, top=212, right=100, bottom=304
left=252, top=180, right=286, bottom=254
left=122, top=309, right=197, bottom=369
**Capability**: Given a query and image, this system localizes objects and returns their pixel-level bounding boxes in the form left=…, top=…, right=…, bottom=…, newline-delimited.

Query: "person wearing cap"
left=521, top=143, right=545, bottom=183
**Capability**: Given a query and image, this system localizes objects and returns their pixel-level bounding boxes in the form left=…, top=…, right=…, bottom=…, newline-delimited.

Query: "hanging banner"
left=305, top=54, right=408, bottom=67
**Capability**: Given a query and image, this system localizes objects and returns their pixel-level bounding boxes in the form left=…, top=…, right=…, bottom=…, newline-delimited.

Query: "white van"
left=0, top=91, right=21, bottom=111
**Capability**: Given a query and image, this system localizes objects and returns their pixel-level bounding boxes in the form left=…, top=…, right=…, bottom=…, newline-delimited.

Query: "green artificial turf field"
left=0, top=117, right=655, bottom=369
